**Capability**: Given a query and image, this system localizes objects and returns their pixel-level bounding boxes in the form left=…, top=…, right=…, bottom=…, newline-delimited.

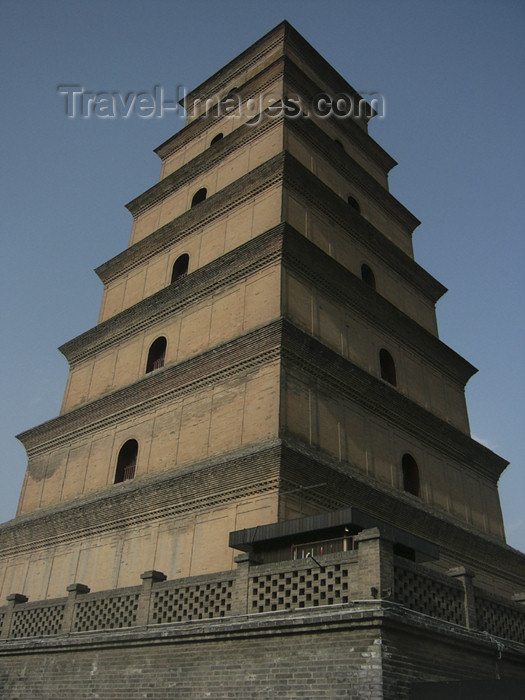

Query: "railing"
left=291, top=535, right=356, bottom=560
left=151, top=355, right=165, bottom=371
left=0, top=570, right=237, bottom=642
left=394, top=558, right=465, bottom=626
left=0, top=528, right=523, bottom=644
left=249, top=552, right=359, bottom=613
left=475, top=588, right=525, bottom=645
left=9, top=598, right=66, bottom=639
left=121, top=464, right=136, bottom=480
left=73, top=586, right=141, bottom=632
left=149, top=574, right=235, bottom=624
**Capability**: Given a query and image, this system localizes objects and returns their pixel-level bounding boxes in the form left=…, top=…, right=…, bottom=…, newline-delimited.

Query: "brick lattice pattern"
left=151, top=579, right=234, bottom=623
left=2, top=559, right=525, bottom=642
left=249, top=563, right=353, bottom=612
left=73, top=592, right=140, bottom=631
left=10, top=604, right=65, bottom=638
left=475, top=592, right=525, bottom=644
left=394, top=563, right=465, bottom=625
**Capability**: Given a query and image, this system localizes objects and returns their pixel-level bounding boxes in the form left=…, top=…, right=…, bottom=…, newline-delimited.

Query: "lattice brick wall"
left=151, top=579, right=233, bottom=623
left=475, top=594, right=525, bottom=644
left=9, top=604, right=65, bottom=638
left=73, top=592, right=140, bottom=632
left=394, top=564, right=465, bottom=625
left=250, top=563, right=353, bottom=613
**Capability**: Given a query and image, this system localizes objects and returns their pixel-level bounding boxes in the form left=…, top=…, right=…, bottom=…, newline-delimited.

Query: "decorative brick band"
left=0, top=442, right=283, bottom=557
left=280, top=322, right=506, bottom=481
left=96, top=153, right=285, bottom=284
left=281, top=225, right=472, bottom=385
left=19, top=321, right=284, bottom=454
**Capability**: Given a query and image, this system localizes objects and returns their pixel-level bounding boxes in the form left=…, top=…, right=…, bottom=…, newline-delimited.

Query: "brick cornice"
left=97, top=150, right=442, bottom=309
left=280, top=321, right=507, bottom=482
left=127, top=113, right=281, bottom=217
left=66, top=223, right=459, bottom=392
left=281, top=56, right=396, bottom=175
left=61, top=225, right=284, bottom=364
left=282, top=153, right=446, bottom=303
left=150, top=55, right=394, bottom=231
left=0, top=442, right=283, bottom=558
left=1, top=438, right=523, bottom=593
left=154, top=57, right=285, bottom=162
left=279, top=443, right=525, bottom=588
left=182, top=21, right=375, bottom=134
left=18, top=321, right=284, bottom=455
left=181, top=23, right=288, bottom=116
left=282, top=226, right=473, bottom=386
left=95, top=152, right=285, bottom=285
left=283, top=100, right=417, bottom=232
left=0, top=601, right=524, bottom=666
left=1, top=603, right=524, bottom=657
left=22, top=312, right=486, bottom=478
left=157, top=22, right=366, bottom=166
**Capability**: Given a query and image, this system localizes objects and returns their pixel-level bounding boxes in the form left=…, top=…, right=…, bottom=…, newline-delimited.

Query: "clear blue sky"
left=1, top=1, right=524, bottom=551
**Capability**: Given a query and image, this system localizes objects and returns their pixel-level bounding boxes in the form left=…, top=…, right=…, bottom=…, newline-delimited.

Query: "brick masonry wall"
left=0, top=607, right=524, bottom=700
left=1, top=530, right=524, bottom=642
left=0, top=530, right=524, bottom=699
left=0, top=613, right=384, bottom=700
left=382, top=617, right=525, bottom=699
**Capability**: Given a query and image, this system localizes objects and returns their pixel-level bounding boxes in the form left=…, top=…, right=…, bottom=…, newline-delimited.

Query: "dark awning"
left=229, top=506, right=439, bottom=561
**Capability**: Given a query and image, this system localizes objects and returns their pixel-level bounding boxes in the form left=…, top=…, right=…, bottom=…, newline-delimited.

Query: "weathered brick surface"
left=0, top=606, right=523, bottom=699
left=381, top=617, right=525, bottom=700
left=0, top=610, right=383, bottom=699
left=3, top=438, right=525, bottom=602
left=4, top=20, right=525, bottom=700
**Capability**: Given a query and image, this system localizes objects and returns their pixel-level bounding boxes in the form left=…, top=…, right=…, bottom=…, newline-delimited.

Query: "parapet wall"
left=0, top=528, right=523, bottom=644
left=0, top=529, right=524, bottom=699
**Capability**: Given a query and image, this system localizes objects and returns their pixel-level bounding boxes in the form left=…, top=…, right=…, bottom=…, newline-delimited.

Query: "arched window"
left=114, top=440, right=138, bottom=483
left=146, top=337, right=167, bottom=373
left=380, top=348, right=396, bottom=386
left=210, top=133, right=223, bottom=146
left=191, top=188, right=207, bottom=208
left=171, top=254, right=189, bottom=283
left=333, top=139, right=345, bottom=153
left=402, top=454, right=421, bottom=497
left=361, top=264, right=376, bottom=290
left=347, top=196, right=360, bottom=212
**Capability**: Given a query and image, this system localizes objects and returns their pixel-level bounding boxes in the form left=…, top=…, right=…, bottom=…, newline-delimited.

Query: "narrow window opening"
left=171, top=254, right=189, bottom=283
left=210, top=133, right=223, bottom=146
left=114, top=440, right=138, bottom=483
left=347, top=196, right=360, bottom=212
left=146, top=337, right=167, bottom=373
left=380, top=349, right=396, bottom=386
left=191, top=188, right=207, bottom=207
left=361, top=264, right=376, bottom=290
left=402, top=454, right=421, bottom=497
left=333, top=139, right=345, bottom=153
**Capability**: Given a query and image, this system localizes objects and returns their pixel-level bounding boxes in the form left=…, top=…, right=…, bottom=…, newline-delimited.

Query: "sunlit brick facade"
left=1, top=22, right=523, bottom=699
